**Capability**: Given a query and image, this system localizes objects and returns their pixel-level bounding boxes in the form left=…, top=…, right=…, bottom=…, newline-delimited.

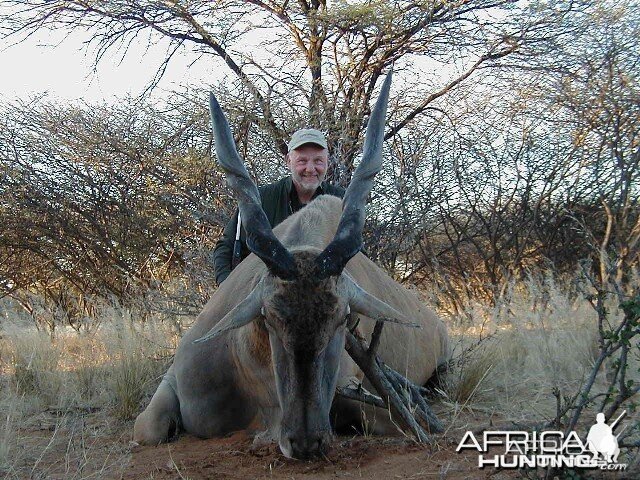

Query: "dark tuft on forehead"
left=267, top=251, right=342, bottom=352
left=291, top=251, right=330, bottom=283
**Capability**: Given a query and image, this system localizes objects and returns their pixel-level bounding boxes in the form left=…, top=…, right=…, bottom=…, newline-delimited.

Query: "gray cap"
left=287, top=128, right=328, bottom=152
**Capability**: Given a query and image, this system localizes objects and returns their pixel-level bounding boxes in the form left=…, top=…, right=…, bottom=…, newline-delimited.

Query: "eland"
left=133, top=71, right=449, bottom=459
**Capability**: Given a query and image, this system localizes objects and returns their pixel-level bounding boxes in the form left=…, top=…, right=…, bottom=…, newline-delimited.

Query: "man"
left=213, top=128, right=344, bottom=284
left=586, top=413, right=618, bottom=462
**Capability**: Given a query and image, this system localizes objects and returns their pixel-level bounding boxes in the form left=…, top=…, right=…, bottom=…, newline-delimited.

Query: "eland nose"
left=283, top=431, right=331, bottom=459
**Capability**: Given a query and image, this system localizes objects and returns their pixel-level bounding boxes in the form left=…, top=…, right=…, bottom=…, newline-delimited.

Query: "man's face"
left=286, top=144, right=328, bottom=196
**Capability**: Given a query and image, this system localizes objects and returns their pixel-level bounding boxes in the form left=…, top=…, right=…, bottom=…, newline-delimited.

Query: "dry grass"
left=0, top=389, right=23, bottom=474
left=0, top=300, right=179, bottom=478
left=439, top=274, right=625, bottom=424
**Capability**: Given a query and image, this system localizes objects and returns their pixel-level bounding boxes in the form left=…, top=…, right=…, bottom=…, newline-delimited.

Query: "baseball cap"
left=287, top=128, right=328, bottom=152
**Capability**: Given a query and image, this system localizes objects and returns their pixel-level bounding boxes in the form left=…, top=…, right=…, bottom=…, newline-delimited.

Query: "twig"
left=368, top=320, right=384, bottom=356
left=344, top=329, right=443, bottom=442
left=381, top=363, right=444, bottom=432
left=336, top=386, right=386, bottom=409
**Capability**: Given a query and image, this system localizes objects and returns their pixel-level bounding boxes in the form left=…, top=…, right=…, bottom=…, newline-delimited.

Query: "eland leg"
left=332, top=395, right=400, bottom=436
left=133, top=367, right=181, bottom=445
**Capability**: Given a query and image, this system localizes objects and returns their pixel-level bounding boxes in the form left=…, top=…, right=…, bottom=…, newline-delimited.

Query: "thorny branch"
left=339, top=320, right=444, bottom=442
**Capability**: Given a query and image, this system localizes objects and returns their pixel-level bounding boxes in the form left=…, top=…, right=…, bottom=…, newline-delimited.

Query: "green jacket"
left=213, top=176, right=345, bottom=284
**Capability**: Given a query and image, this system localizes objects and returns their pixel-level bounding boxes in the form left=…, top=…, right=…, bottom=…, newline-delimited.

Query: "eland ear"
left=193, top=281, right=264, bottom=343
left=341, top=274, right=420, bottom=328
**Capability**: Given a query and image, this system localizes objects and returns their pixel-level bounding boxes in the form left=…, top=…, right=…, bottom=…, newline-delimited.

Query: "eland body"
left=133, top=72, right=449, bottom=459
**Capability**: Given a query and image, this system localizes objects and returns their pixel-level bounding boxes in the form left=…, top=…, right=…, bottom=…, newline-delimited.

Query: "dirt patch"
left=121, top=431, right=515, bottom=480
left=4, top=406, right=531, bottom=479
left=7, top=406, right=522, bottom=479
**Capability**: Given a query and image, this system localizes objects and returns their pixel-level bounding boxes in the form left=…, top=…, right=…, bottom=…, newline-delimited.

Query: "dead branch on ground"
left=338, top=319, right=444, bottom=443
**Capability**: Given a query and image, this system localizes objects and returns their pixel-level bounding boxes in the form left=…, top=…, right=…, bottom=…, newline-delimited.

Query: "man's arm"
left=213, top=184, right=272, bottom=285
left=212, top=209, right=240, bottom=285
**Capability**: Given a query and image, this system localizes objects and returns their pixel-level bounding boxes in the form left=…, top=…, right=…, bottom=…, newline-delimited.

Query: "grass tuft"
left=9, top=332, right=62, bottom=403
left=110, top=349, right=166, bottom=421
